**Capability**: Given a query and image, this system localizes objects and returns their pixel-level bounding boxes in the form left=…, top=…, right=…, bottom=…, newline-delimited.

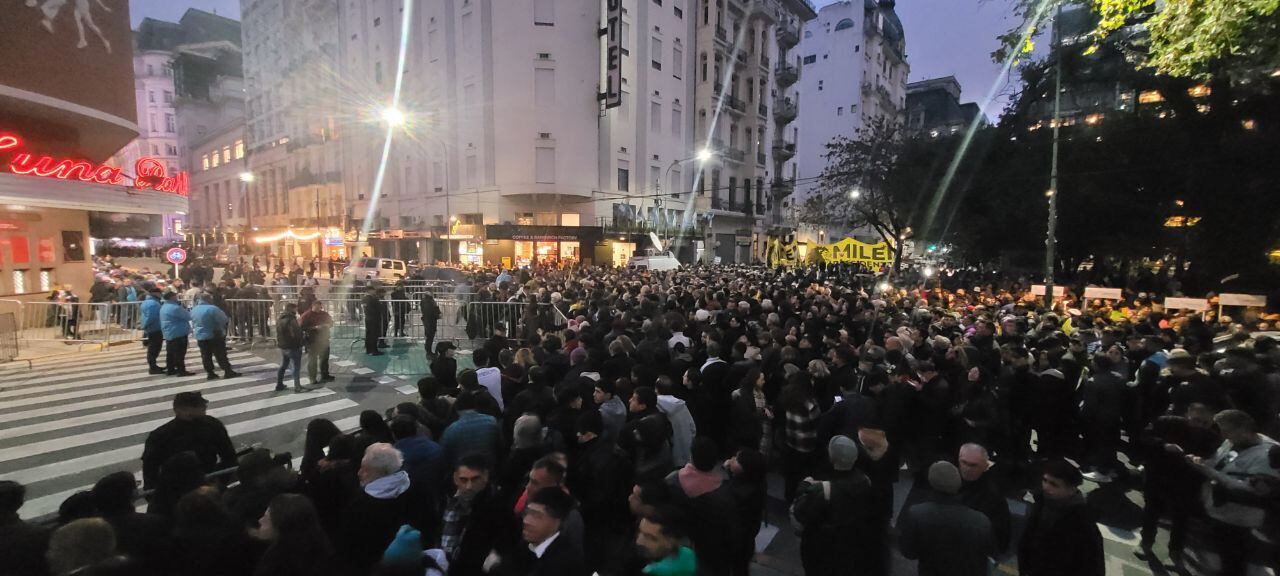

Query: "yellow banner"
left=767, top=237, right=894, bottom=268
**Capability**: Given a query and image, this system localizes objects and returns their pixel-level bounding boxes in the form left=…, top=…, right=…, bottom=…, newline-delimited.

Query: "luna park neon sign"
left=0, top=133, right=189, bottom=196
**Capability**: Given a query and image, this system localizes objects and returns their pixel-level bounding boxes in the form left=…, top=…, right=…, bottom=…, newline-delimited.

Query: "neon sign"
left=0, top=133, right=189, bottom=196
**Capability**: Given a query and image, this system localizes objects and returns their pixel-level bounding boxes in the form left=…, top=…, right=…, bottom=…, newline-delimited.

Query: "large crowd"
left=3, top=262, right=1279, bottom=576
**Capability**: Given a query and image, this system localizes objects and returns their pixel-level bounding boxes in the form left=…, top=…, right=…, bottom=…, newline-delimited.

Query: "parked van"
left=344, top=257, right=408, bottom=282
left=627, top=252, right=681, bottom=271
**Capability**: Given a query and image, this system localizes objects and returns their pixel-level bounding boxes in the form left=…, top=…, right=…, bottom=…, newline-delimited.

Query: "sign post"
left=166, top=246, right=187, bottom=280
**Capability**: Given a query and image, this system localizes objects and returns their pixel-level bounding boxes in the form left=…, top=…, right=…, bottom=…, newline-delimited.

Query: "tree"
left=798, top=117, right=915, bottom=274
left=997, top=0, right=1280, bottom=82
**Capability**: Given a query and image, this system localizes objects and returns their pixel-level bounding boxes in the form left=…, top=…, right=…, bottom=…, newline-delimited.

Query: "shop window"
left=11, top=270, right=25, bottom=294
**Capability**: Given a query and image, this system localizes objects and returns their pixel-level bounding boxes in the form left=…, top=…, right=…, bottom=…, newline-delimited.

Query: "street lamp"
left=848, top=188, right=862, bottom=200
left=658, top=150, right=717, bottom=251
left=239, top=172, right=255, bottom=183
left=695, top=148, right=714, bottom=163
left=381, top=107, right=406, bottom=127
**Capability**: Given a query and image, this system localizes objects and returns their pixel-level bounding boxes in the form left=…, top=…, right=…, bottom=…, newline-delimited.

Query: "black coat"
left=1017, top=494, right=1104, bottom=576
left=496, top=533, right=587, bottom=576
left=333, top=481, right=433, bottom=576
left=451, top=487, right=517, bottom=576
left=0, top=514, right=49, bottom=576
left=898, top=497, right=995, bottom=576
left=959, top=474, right=1012, bottom=553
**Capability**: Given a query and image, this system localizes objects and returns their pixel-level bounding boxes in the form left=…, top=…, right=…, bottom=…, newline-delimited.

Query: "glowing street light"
left=381, top=107, right=406, bottom=127
left=238, top=172, right=255, bottom=183
left=696, top=148, right=714, bottom=163
left=848, top=188, right=862, bottom=200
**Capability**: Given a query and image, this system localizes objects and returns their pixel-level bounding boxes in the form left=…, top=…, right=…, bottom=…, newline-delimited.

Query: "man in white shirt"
left=472, top=348, right=504, bottom=411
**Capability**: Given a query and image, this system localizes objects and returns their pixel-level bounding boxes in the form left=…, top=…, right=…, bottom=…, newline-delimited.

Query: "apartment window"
left=673, top=47, right=683, bottom=78
left=837, top=107, right=843, bottom=116
left=535, top=147, right=555, bottom=183
left=650, top=102, right=661, bottom=133
left=375, top=61, right=383, bottom=85
left=818, top=80, right=824, bottom=91
left=202, top=154, right=210, bottom=170
left=728, top=177, right=737, bottom=202
left=650, top=166, right=661, bottom=191
left=674, top=5, right=682, bottom=18
left=166, top=144, right=178, bottom=155
left=561, top=213, right=580, bottom=226
left=618, top=167, right=630, bottom=192
left=700, top=52, right=707, bottom=82
left=148, top=90, right=155, bottom=103
left=534, top=68, right=555, bottom=106
left=165, top=113, right=176, bottom=133
left=222, top=145, right=231, bottom=164
left=671, top=108, right=682, bottom=136
left=652, top=0, right=661, bottom=5
left=163, top=90, right=173, bottom=103
left=803, top=55, right=816, bottom=65
left=147, top=64, right=154, bottom=75
left=651, top=38, right=662, bottom=70
left=211, top=150, right=220, bottom=167
left=374, top=16, right=381, bottom=26
left=39, top=269, right=54, bottom=292
left=11, top=271, right=25, bottom=294
left=534, top=0, right=554, bottom=25
left=234, top=140, right=244, bottom=159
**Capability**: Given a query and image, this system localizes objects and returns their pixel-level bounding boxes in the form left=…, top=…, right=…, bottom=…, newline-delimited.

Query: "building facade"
left=787, top=0, right=906, bottom=243
left=905, top=76, right=983, bottom=138
left=690, top=0, right=816, bottom=263
left=239, top=0, right=346, bottom=262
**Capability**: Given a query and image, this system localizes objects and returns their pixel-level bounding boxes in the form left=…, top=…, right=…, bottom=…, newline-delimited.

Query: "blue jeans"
left=278, top=347, right=302, bottom=388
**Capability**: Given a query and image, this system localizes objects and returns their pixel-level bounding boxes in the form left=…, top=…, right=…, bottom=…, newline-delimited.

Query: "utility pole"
left=1044, top=2, right=1064, bottom=310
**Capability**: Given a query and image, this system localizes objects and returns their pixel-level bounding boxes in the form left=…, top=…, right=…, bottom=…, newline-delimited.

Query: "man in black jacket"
left=363, top=286, right=389, bottom=355
left=1017, top=459, right=1104, bottom=576
left=792, top=435, right=883, bottom=576
left=899, top=461, right=996, bottom=576
left=1080, top=354, right=1127, bottom=483
left=957, top=443, right=1012, bottom=553
left=491, top=487, right=586, bottom=576
left=444, top=454, right=512, bottom=576
left=335, top=443, right=432, bottom=575
left=141, top=391, right=237, bottom=490
left=91, top=471, right=171, bottom=576
left=569, top=411, right=632, bottom=574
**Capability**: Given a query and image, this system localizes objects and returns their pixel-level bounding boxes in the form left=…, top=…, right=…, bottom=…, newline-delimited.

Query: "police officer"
left=141, top=286, right=165, bottom=374
left=160, top=291, right=195, bottom=376
left=192, top=292, right=241, bottom=381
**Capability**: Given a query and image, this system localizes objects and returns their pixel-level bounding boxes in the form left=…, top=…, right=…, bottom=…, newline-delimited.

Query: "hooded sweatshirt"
left=657, top=394, right=697, bottom=466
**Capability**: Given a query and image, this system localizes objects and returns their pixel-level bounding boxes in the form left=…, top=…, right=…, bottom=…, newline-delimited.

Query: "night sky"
left=129, top=0, right=1015, bottom=118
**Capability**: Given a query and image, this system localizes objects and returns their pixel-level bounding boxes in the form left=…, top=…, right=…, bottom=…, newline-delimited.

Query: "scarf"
left=363, top=470, right=410, bottom=499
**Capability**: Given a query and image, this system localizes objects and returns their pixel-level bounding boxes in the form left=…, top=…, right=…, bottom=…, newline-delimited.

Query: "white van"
left=344, top=257, right=408, bottom=282
left=627, top=252, right=681, bottom=271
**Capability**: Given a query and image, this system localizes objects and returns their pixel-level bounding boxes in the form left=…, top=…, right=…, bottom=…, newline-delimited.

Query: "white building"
left=337, top=0, right=706, bottom=266
left=108, top=47, right=183, bottom=246
left=239, top=0, right=346, bottom=261
left=691, top=0, right=816, bottom=263
left=787, top=0, right=906, bottom=242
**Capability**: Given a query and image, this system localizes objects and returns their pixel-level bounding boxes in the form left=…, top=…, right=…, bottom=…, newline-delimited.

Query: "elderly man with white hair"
left=336, top=442, right=433, bottom=575
left=956, top=443, right=1011, bottom=553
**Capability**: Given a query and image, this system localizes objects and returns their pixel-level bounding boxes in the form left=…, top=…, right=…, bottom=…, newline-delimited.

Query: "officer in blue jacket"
left=140, top=287, right=165, bottom=374
left=160, top=291, right=195, bottom=376
left=192, top=292, right=241, bottom=381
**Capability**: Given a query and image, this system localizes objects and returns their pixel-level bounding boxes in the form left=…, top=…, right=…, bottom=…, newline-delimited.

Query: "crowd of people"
left=3, top=262, right=1279, bottom=576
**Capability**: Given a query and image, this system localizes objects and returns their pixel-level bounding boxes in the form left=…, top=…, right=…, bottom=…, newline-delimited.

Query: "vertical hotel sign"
left=601, top=0, right=622, bottom=109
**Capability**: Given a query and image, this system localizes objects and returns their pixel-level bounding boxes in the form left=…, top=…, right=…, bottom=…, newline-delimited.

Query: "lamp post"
left=1044, top=3, right=1064, bottom=309
left=658, top=149, right=715, bottom=253
left=239, top=171, right=255, bottom=253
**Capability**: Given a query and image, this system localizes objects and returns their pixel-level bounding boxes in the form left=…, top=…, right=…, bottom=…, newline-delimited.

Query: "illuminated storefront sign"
left=0, top=133, right=189, bottom=195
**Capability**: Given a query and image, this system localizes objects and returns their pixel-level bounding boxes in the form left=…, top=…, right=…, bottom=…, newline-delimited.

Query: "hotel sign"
left=602, top=0, right=622, bottom=109
left=0, top=132, right=188, bottom=195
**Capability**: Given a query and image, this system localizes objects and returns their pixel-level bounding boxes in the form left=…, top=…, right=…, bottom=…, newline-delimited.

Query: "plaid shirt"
left=785, top=399, right=820, bottom=453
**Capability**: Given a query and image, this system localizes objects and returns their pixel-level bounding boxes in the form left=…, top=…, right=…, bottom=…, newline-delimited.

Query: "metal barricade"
left=223, top=299, right=278, bottom=345
left=0, top=312, right=17, bottom=362
left=101, top=301, right=145, bottom=344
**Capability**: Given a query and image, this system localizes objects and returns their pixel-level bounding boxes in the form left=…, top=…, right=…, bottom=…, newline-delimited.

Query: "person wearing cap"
left=1157, top=347, right=1224, bottom=416
left=1017, top=459, right=1104, bottom=576
left=898, top=461, right=996, bottom=576
left=790, top=436, right=881, bottom=576
left=140, top=287, right=166, bottom=374
left=159, top=291, right=195, bottom=376
left=191, top=292, right=240, bottom=381
left=140, top=391, right=236, bottom=491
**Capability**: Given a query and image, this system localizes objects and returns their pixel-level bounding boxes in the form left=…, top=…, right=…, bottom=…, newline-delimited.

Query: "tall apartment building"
left=108, top=10, right=241, bottom=247
left=239, top=0, right=346, bottom=261
left=905, top=76, right=983, bottom=138
left=787, top=0, right=906, bottom=242
left=338, top=0, right=705, bottom=266
left=691, top=0, right=816, bottom=263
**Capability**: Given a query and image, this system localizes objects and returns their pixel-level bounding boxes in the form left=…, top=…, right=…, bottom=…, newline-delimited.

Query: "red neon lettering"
left=0, top=131, right=188, bottom=195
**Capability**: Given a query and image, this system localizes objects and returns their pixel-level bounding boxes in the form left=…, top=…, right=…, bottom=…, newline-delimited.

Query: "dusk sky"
left=129, top=0, right=1016, bottom=119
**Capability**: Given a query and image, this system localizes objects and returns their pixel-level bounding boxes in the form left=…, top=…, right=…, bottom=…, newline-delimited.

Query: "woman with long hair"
left=729, top=368, right=773, bottom=456
left=777, top=371, right=820, bottom=501
left=253, top=494, right=334, bottom=576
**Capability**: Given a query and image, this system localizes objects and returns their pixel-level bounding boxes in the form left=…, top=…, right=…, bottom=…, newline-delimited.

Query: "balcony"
left=723, top=94, right=747, bottom=115
left=758, top=103, right=769, bottom=118
left=760, top=55, right=771, bottom=71
left=771, top=177, right=796, bottom=198
left=715, top=27, right=728, bottom=45
left=775, top=62, right=798, bottom=87
left=756, top=151, right=767, bottom=166
left=777, top=20, right=800, bottom=49
left=288, top=169, right=342, bottom=189
left=724, top=147, right=747, bottom=164
left=774, top=97, right=798, bottom=124
left=735, top=52, right=748, bottom=68
left=772, top=139, right=796, bottom=160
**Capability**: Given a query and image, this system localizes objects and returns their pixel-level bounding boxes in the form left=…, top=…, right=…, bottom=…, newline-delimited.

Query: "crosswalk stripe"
left=0, top=364, right=278, bottom=424
left=0, top=389, right=336, bottom=463
left=0, top=399, right=359, bottom=486
left=0, top=360, right=272, bottom=410
left=0, top=353, right=255, bottom=396
left=0, top=382, right=330, bottom=442
left=19, top=413, right=364, bottom=520
left=1, top=347, right=255, bottom=384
